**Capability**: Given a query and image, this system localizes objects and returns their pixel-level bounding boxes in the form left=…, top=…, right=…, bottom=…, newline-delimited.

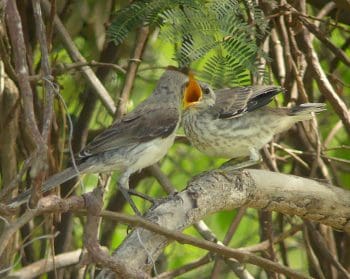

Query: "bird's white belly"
left=129, top=134, right=176, bottom=173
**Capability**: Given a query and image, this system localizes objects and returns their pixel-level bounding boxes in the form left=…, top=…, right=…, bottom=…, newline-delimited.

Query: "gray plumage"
left=10, top=68, right=188, bottom=208
left=182, top=76, right=325, bottom=160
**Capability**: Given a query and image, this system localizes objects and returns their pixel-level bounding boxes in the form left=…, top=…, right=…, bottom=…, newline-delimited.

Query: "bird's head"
left=182, top=73, right=216, bottom=109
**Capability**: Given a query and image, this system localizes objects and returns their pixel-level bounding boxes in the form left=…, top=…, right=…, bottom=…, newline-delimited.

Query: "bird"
left=9, top=67, right=189, bottom=213
left=182, top=73, right=326, bottom=170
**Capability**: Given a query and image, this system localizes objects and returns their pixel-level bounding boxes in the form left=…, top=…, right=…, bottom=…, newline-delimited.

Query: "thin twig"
left=303, top=225, right=327, bottom=279
left=305, top=221, right=350, bottom=279
left=240, top=225, right=302, bottom=253
left=115, top=25, right=150, bottom=118
left=155, top=253, right=212, bottom=279
left=296, top=14, right=350, bottom=68
left=28, top=61, right=127, bottom=81
left=323, top=121, right=343, bottom=148
left=259, top=210, right=278, bottom=279
left=298, top=24, right=350, bottom=135
left=8, top=249, right=82, bottom=278
left=273, top=143, right=310, bottom=170
left=146, top=164, right=176, bottom=194
left=211, top=207, right=248, bottom=279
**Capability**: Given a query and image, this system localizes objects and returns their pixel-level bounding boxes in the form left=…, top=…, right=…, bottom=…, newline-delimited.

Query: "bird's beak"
left=183, top=72, right=203, bottom=109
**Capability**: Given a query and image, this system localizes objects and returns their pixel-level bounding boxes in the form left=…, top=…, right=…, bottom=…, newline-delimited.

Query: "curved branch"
left=98, top=169, right=350, bottom=277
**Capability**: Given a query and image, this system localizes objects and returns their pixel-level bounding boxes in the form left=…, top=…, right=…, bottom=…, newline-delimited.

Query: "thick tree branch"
left=5, top=0, right=46, bottom=163
left=32, top=0, right=55, bottom=142
left=98, top=169, right=350, bottom=277
left=0, top=77, right=19, bottom=198
left=3, top=168, right=350, bottom=277
left=96, top=210, right=309, bottom=279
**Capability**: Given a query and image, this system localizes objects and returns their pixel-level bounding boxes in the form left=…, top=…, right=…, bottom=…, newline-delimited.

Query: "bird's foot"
left=219, top=157, right=260, bottom=173
left=127, top=188, right=158, bottom=204
left=220, top=157, right=247, bottom=169
left=149, top=191, right=181, bottom=209
left=122, top=187, right=176, bottom=214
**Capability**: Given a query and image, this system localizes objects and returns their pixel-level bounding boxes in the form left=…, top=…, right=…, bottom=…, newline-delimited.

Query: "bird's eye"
left=203, top=87, right=210, bottom=95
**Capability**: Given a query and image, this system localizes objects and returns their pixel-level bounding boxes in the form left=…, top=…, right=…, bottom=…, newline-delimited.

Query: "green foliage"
left=108, top=0, right=196, bottom=44
left=108, top=0, right=269, bottom=86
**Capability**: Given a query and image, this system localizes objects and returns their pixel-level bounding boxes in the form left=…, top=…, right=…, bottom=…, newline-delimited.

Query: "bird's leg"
left=118, top=175, right=142, bottom=216
left=126, top=188, right=177, bottom=209
left=219, top=148, right=262, bottom=172
left=126, top=188, right=158, bottom=204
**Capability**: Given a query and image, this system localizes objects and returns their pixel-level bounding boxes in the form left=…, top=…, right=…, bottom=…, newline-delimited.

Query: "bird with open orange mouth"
left=182, top=73, right=326, bottom=169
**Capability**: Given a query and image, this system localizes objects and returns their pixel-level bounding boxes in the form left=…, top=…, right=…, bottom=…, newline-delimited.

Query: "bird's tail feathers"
left=289, top=103, right=326, bottom=121
left=42, top=167, right=81, bottom=193
left=8, top=166, right=80, bottom=208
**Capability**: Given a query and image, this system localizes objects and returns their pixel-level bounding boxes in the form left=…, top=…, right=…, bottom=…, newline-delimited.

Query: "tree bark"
left=97, top=169, right=350, bottom=277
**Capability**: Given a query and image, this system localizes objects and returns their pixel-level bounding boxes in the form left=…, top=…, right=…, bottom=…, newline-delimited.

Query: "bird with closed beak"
left=182, top=73, right=326, bottom=169
left=9, top=67, right=189, bottom=214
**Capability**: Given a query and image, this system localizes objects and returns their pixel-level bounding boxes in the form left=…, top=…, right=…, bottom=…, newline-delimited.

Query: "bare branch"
left=2, top=168, right=350, bottom=277
left=40, top=0, right=116, bottom=114
left=84, top=187, right=149, bottom=278
left=298, top=28, right=350, bottom=135
left=0, top=196, right=85, bottom=256
left=96, top=210, right=309, bottom=279
left=115, top=25, right=150, bottom=118
left=8, top=249, right=82, bottom=279
left=32, top=0, right=55, bottom=141
left=294, top=10, right=350, bottom=67
left=211, top=207, right=247, bottom=278
left=0, top=76, right=19, bottom=196
left=241, top=224, right=303, bottom=253
left=155, top=254, right=212, bottom=279
left=98, top=169, right=350, bottom=277
left=5, top=0, right=47, bottom=195
left=5, top=1, right=43, bottom=146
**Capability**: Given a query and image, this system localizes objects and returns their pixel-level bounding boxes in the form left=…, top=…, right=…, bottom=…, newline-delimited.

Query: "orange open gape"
left=183, top=73, right=203, bottom=108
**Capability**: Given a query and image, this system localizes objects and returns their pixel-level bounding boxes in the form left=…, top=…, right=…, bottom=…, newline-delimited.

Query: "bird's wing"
left=213, top=85, right=282, bottom=119
left=79, top=107, right=180, bottom=158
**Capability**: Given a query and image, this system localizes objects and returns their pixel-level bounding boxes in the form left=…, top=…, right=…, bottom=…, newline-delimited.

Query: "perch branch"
left=97, top=169, right=350, bottom=277
left=3, top=169, right=350, bottom=277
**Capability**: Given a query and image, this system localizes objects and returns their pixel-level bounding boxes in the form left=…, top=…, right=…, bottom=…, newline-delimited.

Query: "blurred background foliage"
left=1, top=0, right=350, bottom=278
